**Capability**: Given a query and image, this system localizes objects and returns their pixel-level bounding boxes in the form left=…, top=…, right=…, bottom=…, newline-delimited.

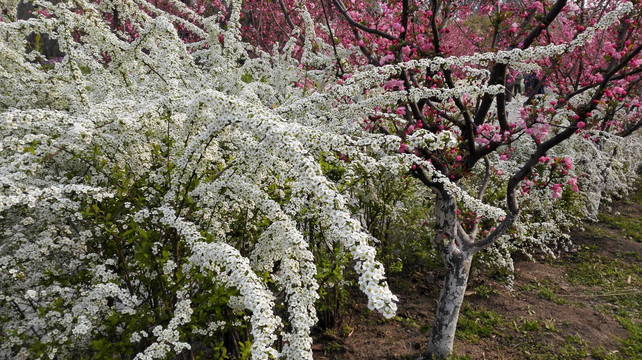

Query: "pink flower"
left=539, top=156, right=551, bottom=163
left=577, top=121, right=586, bottom=129
left=475, top=136, right=489, bottom=146
left=379, top=53, right=396, bottom=65
left=613, top=86, right=626, bottom=96
left=383, top=79, right=405, bottom=91
left=551, top=183, right=562, bottom=198
left=526, top=123, right=549, bottom=142
left=568, top=177, right=579, bottom=192
left=562, top=157, right=572, bottom=169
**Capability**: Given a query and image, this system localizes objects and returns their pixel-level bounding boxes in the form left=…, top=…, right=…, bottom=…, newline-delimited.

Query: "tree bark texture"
left=424, top=187, right=473, bottom=358
left=426, top=252, right=472, bottom=359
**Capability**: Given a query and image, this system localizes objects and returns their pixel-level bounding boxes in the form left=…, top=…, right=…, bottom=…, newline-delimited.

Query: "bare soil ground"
left=313, top=183, right=642, bottom=360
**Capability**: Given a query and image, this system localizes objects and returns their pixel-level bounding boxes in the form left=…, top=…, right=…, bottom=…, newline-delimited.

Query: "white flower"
left=25, top=290, right=37, bottom=300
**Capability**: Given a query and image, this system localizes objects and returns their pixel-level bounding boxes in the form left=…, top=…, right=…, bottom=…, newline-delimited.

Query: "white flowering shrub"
left=0, top=1, right=399, bottom=359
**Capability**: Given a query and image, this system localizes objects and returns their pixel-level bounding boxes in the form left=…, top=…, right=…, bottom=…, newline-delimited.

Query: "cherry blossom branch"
left=277, top=0, right=296, bottom=30
left=320, top=0, right=345, bottom=76
left=520, top=0, right=568, bottom=50
left=399, top=0, right=409, bottom=41
left=331, top=0, right=396, bottom=41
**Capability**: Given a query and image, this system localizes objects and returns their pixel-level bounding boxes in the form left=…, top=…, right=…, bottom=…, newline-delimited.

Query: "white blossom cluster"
left=156, top=206, right=282, bottom=359
left=0, top=1, right=398, bottom=359
left=133, top=295, right=193, bottom=360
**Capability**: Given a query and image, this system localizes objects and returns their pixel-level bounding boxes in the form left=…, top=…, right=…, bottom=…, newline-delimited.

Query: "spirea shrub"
left=0, top=1, right=400, bottom=359
left=468, top=120, right=642, bottom=277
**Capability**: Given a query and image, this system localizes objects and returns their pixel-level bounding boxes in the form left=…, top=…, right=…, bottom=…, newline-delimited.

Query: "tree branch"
left=321, top=0, right=345, bottom=76
left=520, top=0, right=568, bottom=50
left=332, top=0, right=396, bottom=41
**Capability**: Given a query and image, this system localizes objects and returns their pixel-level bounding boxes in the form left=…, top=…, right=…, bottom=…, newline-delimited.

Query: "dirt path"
left=313, top=182, right=642, bottom=360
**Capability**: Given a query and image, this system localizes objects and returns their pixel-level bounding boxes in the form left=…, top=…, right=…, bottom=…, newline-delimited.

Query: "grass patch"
left=520, top=335, right=622, bottom=360
left=596, top=179, right=642, bottom=242
left=446, top=355, right=472, bottom=360
left=559, top=335, right=591, bottom=359
left=456, top=304, right=506, bottom=343
left=566, top=246, right=641, bottom=290
left=519, top=279, right=567, bottom=304
left=324, top=341, right=344, bottom=355
left=623, top=178, right=642, bottom=205
left=472, top=283, right=498, bottom=299
left=556, top=336, right=622, bottom=360
left=515, top=317, right=541, bottom=333
left=617, top=316, right=642, bottom=358
left=565, top=243, right=642, bottom=357
left=597, top=212, right=642, bottom=242
left=582, top=222, right=610, bottom=239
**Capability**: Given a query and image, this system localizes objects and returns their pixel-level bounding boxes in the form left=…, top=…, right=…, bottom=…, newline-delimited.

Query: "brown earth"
left=312, top=184, right=642, bottom=360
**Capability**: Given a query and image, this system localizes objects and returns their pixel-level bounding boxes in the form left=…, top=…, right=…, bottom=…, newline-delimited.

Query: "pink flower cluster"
left=475, top=124, right=510, bottom=146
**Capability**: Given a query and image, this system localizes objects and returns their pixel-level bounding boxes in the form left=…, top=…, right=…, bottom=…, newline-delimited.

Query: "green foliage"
left=617, top=316, right=642, bottom=358
left=19, top=113, right=257, bottom=359
left=456, top=304, right=506, bottom=343
left=340, top=162, right=437, bottom=272
left=519, top=279, right=567, bottom=305
left=472, top=283, right=498, bottom=299
left=210, top=340, right=230, bottom=360
left=314, top=241, right=350, bottom=329
left=597, top=212, right=642, bottom=242
left=558, top=186, right=588, bottom=220
left=314, top=152, right=442, bottom=327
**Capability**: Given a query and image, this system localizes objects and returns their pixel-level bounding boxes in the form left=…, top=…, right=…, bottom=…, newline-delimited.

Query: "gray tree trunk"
left=426, top=252, right=472, bottom=358
left=418, top=182, right=518, bottom=359
left=421, top=187, right=474, bottom=359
